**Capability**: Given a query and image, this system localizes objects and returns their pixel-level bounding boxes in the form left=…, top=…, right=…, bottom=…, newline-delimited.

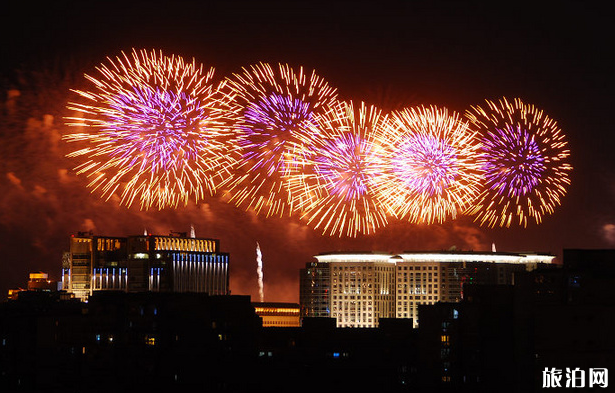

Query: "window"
left=145, top=335, right=156, bottom=346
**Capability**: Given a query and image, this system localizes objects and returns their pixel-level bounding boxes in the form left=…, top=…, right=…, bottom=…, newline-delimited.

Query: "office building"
left=62, top=230, right=229, bottom=301
left=300, top=251, right=554, bottom=328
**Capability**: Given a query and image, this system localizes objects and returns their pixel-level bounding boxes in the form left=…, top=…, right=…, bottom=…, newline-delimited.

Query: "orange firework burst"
left=287, top=101, right=390, bottom=237
left=465, top=97, right=572, bottom=227
left=220, top=62, right=342, bottom=217
left=64, top=49, right=235, bottom=210
left=375, top=105, right=482, bottom=224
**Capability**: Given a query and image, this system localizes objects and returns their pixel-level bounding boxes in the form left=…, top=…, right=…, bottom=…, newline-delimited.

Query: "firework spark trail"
left=63, top=48, right=235, bottom=210
left=62, top=50, right=571, bottom=233
left=287, top=101, right=390, bottom=237
left=374, top=105, right=482, bottom=224
left=256, top=241, right=264, bottom=302
left=221, top=62, right=343, bottom=217
left=465, top=97, right=572, bottom=227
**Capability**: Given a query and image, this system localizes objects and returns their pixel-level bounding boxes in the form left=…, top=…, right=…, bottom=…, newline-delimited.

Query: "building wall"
left=330, top=261, right=395, bottom=328
left=253, top=303, right=301, bottom=327
left=299, top=261, right=330, bottom=318
left=62, top=233, right=229, bottom=301
left=395, top=262, right=442, bottom=327
left=300, top=251, right=554, bottom=328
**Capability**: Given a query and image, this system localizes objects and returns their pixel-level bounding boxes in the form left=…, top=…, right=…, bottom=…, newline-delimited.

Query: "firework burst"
left=288, top=101, right=390, bottom=237
left=64, top=49, right=234, bottom=210
left=375, top=105, right=482, bottom=224
left=465, top=97, right=572, bottom=227
left=221, top=62, right=342, bottom=217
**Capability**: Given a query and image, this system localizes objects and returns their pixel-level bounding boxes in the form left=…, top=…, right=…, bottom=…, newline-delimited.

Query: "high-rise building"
left=62, top=231, right=229, bottom=302
left=299, top=251, right=554, bottom=328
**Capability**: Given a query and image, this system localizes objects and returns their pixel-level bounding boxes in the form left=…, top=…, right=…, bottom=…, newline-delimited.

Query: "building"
left=416, top=249, right=615, bottom=392
left=0, top=291, right=260, bottom=392
left=61, top=233, right=127, bottom=301
left=394, top=251, right=553, bottom=327
left=62, top=231, right=229, bottom=302
left=126, top=234, right=228, bottom=295
left=252, top=302, right=301, bottom=327
left=7, top=272, right=60, bottom=300
left=299, top=260, right=330, bottom=318
left=308, top=252, right=397, bottom=328
left=299, top=251, right=554, bottom=328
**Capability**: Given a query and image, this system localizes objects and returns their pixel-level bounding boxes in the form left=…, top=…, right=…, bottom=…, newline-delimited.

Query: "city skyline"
left=1, top=1, right=613, bottom=303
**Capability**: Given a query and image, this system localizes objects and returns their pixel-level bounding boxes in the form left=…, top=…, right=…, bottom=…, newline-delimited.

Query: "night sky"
left=1, top=1, right=613, bottom=302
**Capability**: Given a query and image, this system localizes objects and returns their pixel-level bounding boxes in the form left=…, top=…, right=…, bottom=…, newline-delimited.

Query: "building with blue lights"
left=62, top=231, right=229, bottom=301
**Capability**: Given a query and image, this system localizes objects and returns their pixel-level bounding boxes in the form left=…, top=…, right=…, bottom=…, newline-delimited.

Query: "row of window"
left=397, top=265, right=439, bottom=271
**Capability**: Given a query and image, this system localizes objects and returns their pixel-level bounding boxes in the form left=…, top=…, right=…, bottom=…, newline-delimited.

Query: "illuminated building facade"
left=62, top=231, right=229, bottom=302
left=62, top=233, right=128, bottom=301
left=253, top=302, right=301, bottom=327
left=300, top=251, right=554, bottom=328
left=316, top=253, right=396, bottom=328
left=126, top=234, right=228, bottom=295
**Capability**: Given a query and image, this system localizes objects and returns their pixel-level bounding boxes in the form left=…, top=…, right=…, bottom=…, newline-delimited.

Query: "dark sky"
left=1, top=0, right=614, bottom=302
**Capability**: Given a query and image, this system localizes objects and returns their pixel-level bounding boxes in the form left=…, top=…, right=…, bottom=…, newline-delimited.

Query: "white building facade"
left=302, top=251, right=555, bottom=328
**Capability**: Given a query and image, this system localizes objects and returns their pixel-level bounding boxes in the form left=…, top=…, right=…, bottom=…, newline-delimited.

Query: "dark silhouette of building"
left=2, top=248, right=613, bottom=393
left=0, top=291, right=260, bottom=392
left=254, top=317, right=418, bottom=392
left=416, top=249, right=615, bottom=392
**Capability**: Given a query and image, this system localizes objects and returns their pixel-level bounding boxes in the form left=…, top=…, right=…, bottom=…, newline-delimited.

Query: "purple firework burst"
left=221, top=62, right=342, bottom=217
left=465, top=97, right=572, bottom=227
left=64, top=49, right=234, bottom=210
left=482, top=124, right=546, bottom=198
